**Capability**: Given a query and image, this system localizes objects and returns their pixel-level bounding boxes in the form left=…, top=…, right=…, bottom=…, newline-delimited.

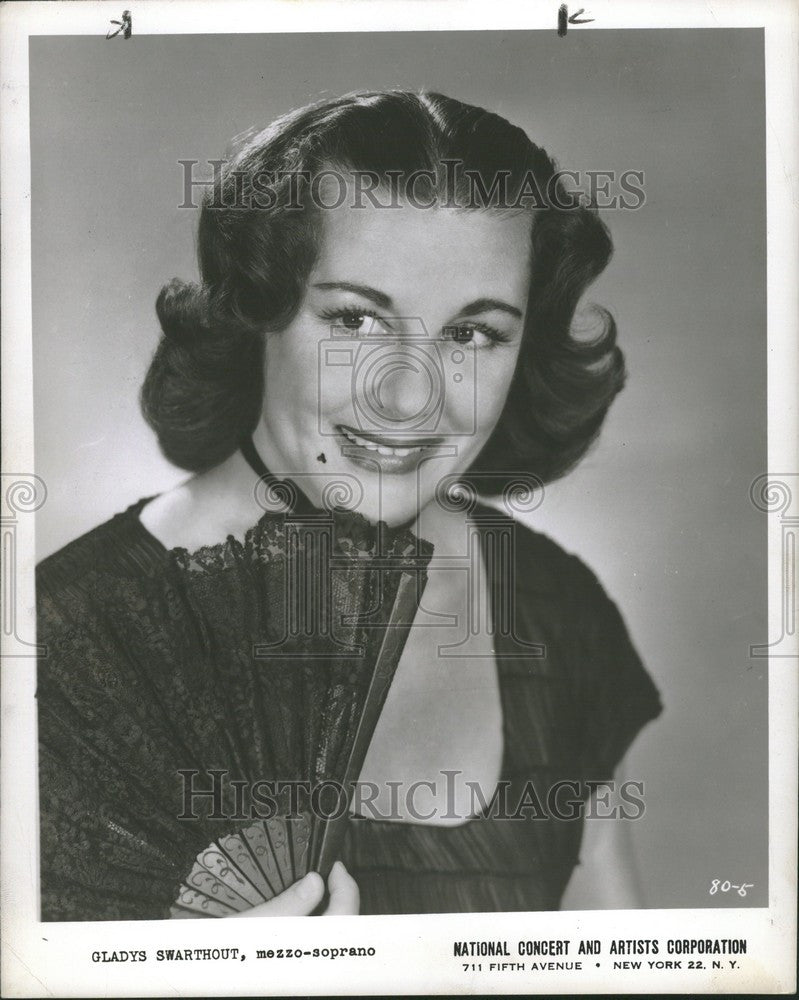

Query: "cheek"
left=263, top=327, right=321, bottom=410
left=467, top=352, right=520, bottom=439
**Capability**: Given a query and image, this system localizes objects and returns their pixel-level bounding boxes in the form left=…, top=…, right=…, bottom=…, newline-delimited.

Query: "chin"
left=311, top=439, right=479, bottom=526
left=354, top=486, right=425, bottom=529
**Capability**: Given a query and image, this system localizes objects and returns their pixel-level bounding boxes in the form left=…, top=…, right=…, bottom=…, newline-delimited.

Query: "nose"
left=359, top=341, right=443, bottom=430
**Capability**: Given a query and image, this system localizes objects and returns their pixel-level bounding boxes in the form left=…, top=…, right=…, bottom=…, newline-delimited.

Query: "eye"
left=340, top=310, right=369, bottom=332
left=443, top=323, right=508, bottom=349
left=321, top=307, right=389, bottom=338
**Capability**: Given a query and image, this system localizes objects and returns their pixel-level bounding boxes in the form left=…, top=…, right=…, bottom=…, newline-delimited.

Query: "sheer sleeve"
left=36, top=564, right=184, bottom=921
left=569, top=560, right=663, bottom=784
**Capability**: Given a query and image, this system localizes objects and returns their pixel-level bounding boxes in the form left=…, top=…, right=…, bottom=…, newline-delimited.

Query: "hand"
left=229, top=860, right=360, bottom=917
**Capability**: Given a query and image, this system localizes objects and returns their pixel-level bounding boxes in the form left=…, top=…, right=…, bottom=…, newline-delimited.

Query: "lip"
left=337, top=424, right=443, bottom=449
left=335, top=424, right=442, bottom=475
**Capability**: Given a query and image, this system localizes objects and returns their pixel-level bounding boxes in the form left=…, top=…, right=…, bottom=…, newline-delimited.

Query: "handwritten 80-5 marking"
left=709, top=879, right=754, bottom=898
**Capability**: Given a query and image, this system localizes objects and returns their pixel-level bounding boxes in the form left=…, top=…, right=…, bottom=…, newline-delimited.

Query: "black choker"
left=239, top=436, right=317, bottom=517
left=239, top=435, right=421, bottom=533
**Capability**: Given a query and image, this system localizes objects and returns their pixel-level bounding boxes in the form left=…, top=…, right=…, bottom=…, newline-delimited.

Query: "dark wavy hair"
left=141, top=90, right=625, bottom=491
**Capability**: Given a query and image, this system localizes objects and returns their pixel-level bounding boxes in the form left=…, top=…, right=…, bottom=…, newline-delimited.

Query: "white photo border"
left=1, top=1, right=796, bottom=995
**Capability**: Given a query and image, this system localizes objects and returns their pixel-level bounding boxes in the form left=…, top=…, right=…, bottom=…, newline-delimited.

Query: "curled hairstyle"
left=141, top=90, right=625, bottom=490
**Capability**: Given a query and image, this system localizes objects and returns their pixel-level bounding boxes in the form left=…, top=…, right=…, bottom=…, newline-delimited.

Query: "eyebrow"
left=456, top=297, right=523, bottom=320
left=312, top=282, right=393, bottom=309
left=312, top=283, right=523, bottom=320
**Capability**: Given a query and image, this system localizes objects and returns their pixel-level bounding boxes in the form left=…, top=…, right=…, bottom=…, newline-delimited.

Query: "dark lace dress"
left=36, top=498, right=662, bottom=920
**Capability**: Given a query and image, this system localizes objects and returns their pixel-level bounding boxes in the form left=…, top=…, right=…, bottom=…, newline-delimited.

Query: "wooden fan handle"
left=313, top=568, right=423, bottom=877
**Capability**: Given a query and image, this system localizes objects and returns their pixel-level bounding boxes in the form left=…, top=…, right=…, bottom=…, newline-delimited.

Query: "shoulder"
left=503, top=510, right=662, bottom=703
left=478, top=505, right=636, bottom=654
left=137, top=452, right=263, bottom=553
left=479, top=502, right=607, bottom=601
left=36, top=500, right=174, bottom=695
left=36, top=499, right=165, bottom=602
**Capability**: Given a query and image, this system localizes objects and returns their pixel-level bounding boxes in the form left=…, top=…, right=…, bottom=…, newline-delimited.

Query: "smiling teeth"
left=340, top=426, right=422, bottom=456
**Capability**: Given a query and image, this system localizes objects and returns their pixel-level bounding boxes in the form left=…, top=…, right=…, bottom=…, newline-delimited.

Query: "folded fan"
left=167, top=477, right=432, bottom=918
left=170, top=816, right=312, bottom=917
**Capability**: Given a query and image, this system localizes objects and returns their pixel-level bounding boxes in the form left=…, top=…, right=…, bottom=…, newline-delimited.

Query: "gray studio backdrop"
left=30, top=29, right=767, bottom=909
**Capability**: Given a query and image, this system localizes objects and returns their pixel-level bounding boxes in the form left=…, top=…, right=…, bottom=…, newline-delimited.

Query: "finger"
left=230, top=872, right=324, bottom=917
left=324, top=860, right=360, bottom=915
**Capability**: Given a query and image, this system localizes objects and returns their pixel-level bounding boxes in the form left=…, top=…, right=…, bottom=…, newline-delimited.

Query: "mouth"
left=335, top=424, right=443, bottom=474
left=336, top=424, right=442, bottom=455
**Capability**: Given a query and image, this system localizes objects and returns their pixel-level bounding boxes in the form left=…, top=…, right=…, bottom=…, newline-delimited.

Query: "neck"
left=246, top=422, right=474, bottom=541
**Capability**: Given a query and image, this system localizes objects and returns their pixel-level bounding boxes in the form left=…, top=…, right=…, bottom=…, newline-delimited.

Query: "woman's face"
left=257, top=194, right=531, bottom=526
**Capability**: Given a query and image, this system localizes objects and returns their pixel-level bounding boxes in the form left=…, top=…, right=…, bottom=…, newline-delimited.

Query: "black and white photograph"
left=1, top=1, right=796, bottom=995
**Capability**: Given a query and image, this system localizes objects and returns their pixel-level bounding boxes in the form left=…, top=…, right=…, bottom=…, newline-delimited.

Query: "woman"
left=36, top=90, right=662, bottom=920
